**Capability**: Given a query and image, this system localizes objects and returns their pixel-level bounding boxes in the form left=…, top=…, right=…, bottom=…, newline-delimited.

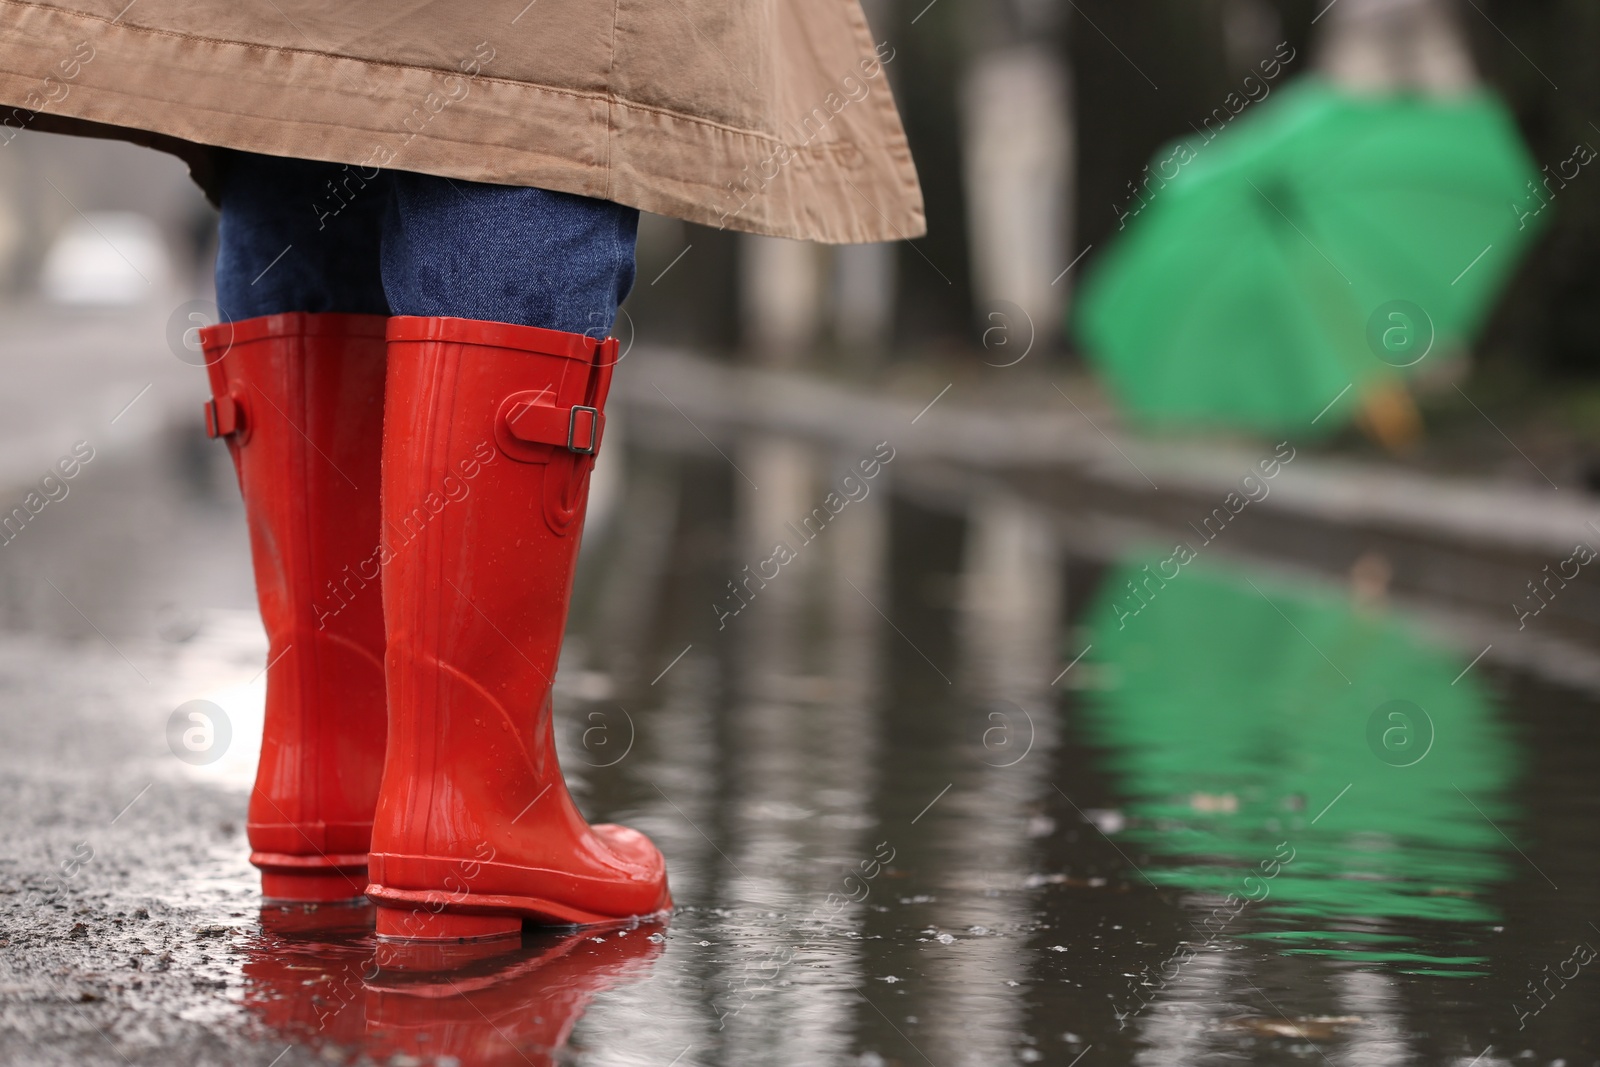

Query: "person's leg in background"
left=368, top=176, right=671, bottom=937
left=201, top=152, right=393, bottom=902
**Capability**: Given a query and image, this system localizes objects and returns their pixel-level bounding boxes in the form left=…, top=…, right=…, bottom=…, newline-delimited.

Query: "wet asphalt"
left=0, top=303, right=1598, bottom=1066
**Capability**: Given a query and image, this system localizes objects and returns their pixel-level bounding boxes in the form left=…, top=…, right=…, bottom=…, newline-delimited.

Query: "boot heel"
left=376, top=905, right=522, bottom=942
left=261, top=868, right=368, bottom=903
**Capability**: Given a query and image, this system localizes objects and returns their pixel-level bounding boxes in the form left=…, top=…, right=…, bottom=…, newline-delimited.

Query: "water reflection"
left=244, top=904, right=664, bottom=1064
left=925, top=489, right=1062, bottom=1065
left=1076, top=555, right=1516, bottom=974
left=56, top=421, right=1584, bottom=1064
left=722, top=437, right=895, bottom=1062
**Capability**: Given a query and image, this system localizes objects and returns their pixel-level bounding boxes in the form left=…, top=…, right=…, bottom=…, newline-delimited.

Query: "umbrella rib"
left=1245, top=179, right=1352, bottom=286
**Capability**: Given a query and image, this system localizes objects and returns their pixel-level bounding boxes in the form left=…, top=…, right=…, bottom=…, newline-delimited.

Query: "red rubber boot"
left=368, top=316, right=670, bottom=939
left=200, top=313, right=389, bottom=902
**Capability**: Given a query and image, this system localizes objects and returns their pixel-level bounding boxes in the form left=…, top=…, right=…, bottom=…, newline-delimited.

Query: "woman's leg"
left=379, top=174, right=637, bottom=332
left=368, top=177, right=668, bottom=935
left=202, top=152, right=392, bottom=902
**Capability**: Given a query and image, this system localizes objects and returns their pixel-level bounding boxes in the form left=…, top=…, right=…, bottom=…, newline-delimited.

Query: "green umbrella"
left=1074, top=78, right=1545, bottom=435
left=1075, top=556, right=1518, bottom=975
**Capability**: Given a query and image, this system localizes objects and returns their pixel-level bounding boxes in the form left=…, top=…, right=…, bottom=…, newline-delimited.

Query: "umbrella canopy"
left=1074, top=78, right=1545, bottom=435
left=1075, top=556, right=1516, bottom=974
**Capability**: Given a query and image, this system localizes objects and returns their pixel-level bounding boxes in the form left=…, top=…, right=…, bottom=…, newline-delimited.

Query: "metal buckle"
left=567, top=405, right=600, bottom=454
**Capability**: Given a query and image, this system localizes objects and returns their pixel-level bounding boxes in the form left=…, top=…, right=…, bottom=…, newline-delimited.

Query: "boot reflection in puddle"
left=245, top=902, right=378, bottom=1049
left=367, top=921, right=663, bottom=1065
left=245, top=903, right=664, bottom=1065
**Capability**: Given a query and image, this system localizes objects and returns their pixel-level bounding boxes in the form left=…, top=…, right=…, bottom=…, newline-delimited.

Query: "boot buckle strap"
left=505, top=395, right=605, bottom=454
left=204, top=395, right=242, bottom=438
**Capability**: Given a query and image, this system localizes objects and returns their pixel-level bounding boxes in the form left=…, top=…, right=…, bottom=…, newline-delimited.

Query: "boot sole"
left=368, top=884, right=670, bottom=941
left=254, top=851, right=370, bottom=903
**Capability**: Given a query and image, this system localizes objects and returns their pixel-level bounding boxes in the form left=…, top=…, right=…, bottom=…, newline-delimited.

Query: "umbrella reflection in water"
left=1076, top=555, right=1516, bottom=976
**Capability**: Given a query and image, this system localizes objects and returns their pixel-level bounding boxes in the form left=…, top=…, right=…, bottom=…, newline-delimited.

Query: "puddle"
left=0, top=419, right=1596, bottom=1064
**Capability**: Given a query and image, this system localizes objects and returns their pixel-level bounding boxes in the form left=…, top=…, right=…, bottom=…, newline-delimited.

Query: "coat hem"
left=0, top=0, right=926, bottom=243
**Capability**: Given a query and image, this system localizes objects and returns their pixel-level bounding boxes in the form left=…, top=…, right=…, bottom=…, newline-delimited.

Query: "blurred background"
left=6, top=0, right=1600, bottom=471
left=1, top=0, right=1598, bottom=1065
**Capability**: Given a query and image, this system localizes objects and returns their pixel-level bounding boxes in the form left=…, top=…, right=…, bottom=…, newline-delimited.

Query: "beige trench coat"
left=0, top=0, right=925, bottom=243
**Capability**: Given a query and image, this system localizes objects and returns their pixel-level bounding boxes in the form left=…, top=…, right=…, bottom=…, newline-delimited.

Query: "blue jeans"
left=213, top=152, right=639, bottom=335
